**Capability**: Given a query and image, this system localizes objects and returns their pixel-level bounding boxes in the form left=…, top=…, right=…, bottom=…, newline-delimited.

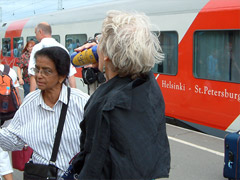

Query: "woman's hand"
left=19, top=78, right=24, bottom=85
left=74, top=42, right=99, bottom=68
left=74, top=42, right=97, bottom=52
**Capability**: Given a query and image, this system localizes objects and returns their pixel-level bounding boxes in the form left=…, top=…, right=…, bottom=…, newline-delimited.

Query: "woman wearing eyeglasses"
left=0, top=46, right=89, bottom=179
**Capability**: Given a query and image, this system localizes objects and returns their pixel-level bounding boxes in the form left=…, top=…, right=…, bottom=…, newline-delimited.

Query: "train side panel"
left=158, top=0, right=240, bottom=133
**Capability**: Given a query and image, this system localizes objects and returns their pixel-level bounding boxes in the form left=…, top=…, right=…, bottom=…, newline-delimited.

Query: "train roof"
left=2, top=0, right=239, bottom=30
left=1, top=0, right=210, bottom=28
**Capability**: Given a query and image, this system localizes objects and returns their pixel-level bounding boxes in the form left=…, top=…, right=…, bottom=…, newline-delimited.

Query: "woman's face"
left=97, top=44, right=105, bottom=72
left=34, top=55, right=65, bottom=91
left=27, top=43, right=34, bottom=53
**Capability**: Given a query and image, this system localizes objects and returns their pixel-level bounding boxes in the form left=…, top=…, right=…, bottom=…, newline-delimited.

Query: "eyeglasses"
left=32, top=67, right=55, bottom=77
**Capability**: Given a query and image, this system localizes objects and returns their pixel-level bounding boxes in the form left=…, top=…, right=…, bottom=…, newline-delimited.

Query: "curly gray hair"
left=98, top=10, right=164, bottom=79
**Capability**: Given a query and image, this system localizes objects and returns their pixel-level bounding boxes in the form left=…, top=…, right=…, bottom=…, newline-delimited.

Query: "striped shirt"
left=0, top=84, right=89, bottom=178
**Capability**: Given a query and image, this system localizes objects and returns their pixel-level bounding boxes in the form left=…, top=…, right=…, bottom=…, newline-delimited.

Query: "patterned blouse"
left=16, top=51, right=31, bottom=84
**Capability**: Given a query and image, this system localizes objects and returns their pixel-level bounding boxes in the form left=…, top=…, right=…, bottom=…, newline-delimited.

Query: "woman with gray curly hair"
left=64, top=10, right=170, bottom=180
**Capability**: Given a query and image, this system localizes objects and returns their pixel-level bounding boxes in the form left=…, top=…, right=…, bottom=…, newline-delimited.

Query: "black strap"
left=3, top=64, right=10, bottom=75
left=50, top=87, right=71, bottom=163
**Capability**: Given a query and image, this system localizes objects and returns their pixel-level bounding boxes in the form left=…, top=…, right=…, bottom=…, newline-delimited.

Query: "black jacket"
left=73, top=72, right=170, bottom=180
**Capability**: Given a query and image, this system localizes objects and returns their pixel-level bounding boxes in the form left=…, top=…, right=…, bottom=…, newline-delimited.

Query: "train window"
left=13, top=37, right=24, bottom=57
left=152, top=31, right=178, bottom=75
left=194, top=30, right=240, bottom=83
left=52, top=35, right=60, bottom=43
left=2, top=38, right=11, bottom=57
left=27, top=36, right=39, bottom=44
left=65, top=34, right=87, bottom=54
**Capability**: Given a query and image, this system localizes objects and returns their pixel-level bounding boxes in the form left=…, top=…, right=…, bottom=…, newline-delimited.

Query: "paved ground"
left=11, top=124, right=226, bottom=180
left=165, top=124, right=225, bottom=180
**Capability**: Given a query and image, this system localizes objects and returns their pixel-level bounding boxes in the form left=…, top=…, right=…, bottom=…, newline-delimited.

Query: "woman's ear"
left=104, top=56, right=110, bottom=62
left=59, top=75, right=67, bottom=84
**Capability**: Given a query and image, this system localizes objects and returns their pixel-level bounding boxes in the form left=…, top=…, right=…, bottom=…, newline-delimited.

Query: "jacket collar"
left=101, top=73, right=151, bottom=111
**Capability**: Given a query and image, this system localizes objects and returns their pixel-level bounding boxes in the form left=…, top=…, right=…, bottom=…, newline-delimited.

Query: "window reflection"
left=152, top=31, right=178, bottom=75
left=194, top=30, right=240, bottom=83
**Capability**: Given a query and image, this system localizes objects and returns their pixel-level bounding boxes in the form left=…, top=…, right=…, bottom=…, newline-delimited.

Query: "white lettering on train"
left=195, top=85, right=240, bottom=102
left=161, top=80, right=186, bottom=91
left=161, top=81, right=240, bottom=102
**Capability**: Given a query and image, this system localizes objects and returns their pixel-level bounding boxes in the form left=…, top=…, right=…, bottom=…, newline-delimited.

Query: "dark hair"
left=34, top=46, right=70, bottom=77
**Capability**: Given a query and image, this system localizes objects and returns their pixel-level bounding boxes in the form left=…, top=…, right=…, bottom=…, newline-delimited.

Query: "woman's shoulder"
left=20, top=90, right=41, bottom=107
left=70, top=88, right=90, bottom=100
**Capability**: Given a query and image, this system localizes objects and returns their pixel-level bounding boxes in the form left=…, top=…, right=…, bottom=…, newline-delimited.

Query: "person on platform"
left=0, top=61, right=21, bottom=180
left=17, top=40, right=35, bottom=97
left=0, top=46, right=89, bottom=179
left=207, top=49, right=220, bottom=79
left=65, top=10, right=170, bottom=179
left=28, top=22, right=77, bottom=92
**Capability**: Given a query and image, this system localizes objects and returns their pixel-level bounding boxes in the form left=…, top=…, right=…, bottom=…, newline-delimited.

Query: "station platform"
left=11, top=123, right=226, bottom=180
left=164, top=124, right=225, bottom=180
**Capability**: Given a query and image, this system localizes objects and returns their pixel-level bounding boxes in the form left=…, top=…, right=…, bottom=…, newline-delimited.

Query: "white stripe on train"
left=226, top=114, right=240, bottom=133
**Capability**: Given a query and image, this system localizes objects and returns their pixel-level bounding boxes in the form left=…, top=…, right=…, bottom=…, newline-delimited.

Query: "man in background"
left=28, top=22, right=76, bottom=91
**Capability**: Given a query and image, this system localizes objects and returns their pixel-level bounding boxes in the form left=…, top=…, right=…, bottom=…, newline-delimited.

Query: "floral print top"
left=16, top=51, right=31, bottom=84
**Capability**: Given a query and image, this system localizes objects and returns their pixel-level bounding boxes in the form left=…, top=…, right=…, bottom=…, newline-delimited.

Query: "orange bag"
left=0, top=64, right=20, bottom=122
